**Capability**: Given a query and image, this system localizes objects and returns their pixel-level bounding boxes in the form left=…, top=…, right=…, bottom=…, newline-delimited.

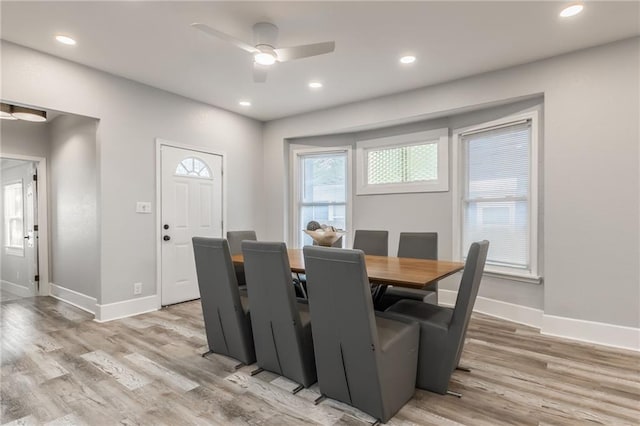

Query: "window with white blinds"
left=455, top=112, right=539, bottom=279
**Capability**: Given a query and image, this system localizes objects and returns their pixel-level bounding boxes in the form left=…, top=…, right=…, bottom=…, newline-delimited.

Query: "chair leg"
left=293, top=278, right=308, bottom=299
left=446, top=390, right=462, bottom=398
left=250, top=367, right=264, bottom=376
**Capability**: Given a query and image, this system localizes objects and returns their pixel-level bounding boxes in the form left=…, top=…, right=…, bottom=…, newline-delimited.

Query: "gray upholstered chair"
left=303, top=246, right=419, bottom=423
left=192, top=237, right=256, bottom=366
left=352, top=230, right=388, bottom=256
left=384, top=240, right=490, bottom=396
left=241, top=241, right=317, bottom=390
left=226, top=230, right=257, bottom=287
left=378, top=232, right=439, bottom=310
left=227, top=230, right=257, bottom=255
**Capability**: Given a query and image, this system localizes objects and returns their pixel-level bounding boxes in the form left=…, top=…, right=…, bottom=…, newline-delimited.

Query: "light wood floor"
left=1, top=296, right=638, bottom=425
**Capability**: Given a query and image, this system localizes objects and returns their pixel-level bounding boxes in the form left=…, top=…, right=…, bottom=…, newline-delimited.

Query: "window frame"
left=452, top=111, right=540, bottom=282
left=3, top=179, right=25, bottom=257
left=290, top=145, right=352, bottom=248
left=174, top=156, right=213, bottom=179
left=355, top=128, right=449, bottom=195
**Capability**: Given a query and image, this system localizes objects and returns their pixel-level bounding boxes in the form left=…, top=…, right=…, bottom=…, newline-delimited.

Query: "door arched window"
left=175, top=157, right=211, bottom=178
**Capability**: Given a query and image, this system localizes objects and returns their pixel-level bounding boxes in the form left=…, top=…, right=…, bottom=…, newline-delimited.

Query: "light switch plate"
left=136, top=202, right=152, bottom=214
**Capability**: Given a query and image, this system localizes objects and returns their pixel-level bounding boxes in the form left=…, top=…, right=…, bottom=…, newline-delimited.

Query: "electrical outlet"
left=133, top=282, right=142, bottom=295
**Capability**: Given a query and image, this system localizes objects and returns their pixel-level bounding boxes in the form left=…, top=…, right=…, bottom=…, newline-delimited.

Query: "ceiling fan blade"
left=191, top=23, right=258, bottom=54
left=253, top=62, right=269, bottom=83
left=275, top=41, right=335, bottom=62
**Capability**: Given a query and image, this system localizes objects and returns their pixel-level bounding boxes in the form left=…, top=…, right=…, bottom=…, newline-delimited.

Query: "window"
left=356, top=129, right=448, bottom=194
left=175, top=157, right=211, bottom=178
left=291, top=147, right=351, bottom=247
left=453, top=112, right=539, bottom=280
left=4, top=180, right=24, bottom=256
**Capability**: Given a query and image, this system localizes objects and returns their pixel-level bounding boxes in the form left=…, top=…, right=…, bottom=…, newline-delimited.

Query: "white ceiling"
left=1, top=1, right=638, bottom=121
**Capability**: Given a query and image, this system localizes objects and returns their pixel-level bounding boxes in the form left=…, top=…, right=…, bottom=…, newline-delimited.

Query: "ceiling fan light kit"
left=254, top=47, right=277, bottom=66
left=192, top=21, right=335, bottom=82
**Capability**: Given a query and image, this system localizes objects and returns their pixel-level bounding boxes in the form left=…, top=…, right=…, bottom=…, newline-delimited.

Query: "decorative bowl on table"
left=303, top=229, right=346, bottom=247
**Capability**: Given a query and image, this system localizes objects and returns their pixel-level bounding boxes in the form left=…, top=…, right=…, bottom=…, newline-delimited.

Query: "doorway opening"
left=0, top=157, right=46, bottom=302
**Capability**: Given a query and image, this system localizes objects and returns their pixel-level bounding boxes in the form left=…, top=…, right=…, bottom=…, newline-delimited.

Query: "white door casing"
left=160, top=145, right=223, bottom=305
left=25, top=162, right=38, bottom=295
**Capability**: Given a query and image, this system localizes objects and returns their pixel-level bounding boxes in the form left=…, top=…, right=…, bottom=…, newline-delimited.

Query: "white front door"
left=160, top=145, right=223, bottom=305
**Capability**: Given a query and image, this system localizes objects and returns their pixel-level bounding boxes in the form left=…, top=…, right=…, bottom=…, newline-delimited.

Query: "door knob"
left=163, top=235, right=171, bottom=241
left=163, top=224, right=170, bottom=230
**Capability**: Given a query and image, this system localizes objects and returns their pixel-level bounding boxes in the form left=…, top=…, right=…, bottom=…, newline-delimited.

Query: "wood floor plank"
left=1, top=296, right=638, bottom=425
left=123, top=352, right=199, bottom=392
left=80, top=350, right=152, bottom=391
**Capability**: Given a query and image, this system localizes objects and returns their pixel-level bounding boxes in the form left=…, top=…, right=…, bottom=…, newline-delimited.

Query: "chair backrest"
left=352, top=230, right=388, bottom=256
left=303, top=246, right=384, bottom=414
left=450, top=240, right=490, bottom=367
left=226, top=230, right=257, bottom=255
left=242, top=241, right=316, bottom=386
left=192, top=237, right=255, bottom=364
left=397, top=232, right=438, bottom=260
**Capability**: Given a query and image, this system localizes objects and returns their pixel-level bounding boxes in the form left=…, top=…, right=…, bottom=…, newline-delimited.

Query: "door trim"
left=155, top=138, right=227, bottom=308
left=0, top=153, right=49, bottom=296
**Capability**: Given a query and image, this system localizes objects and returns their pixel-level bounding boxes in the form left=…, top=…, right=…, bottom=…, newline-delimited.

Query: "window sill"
left=483, top=268, right=542, bottom=284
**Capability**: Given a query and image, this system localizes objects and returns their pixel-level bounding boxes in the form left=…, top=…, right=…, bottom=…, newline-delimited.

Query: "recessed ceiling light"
left=400, top=55, right=416, bottom=64
left=239, top=100, right=252, bottom=107
left=560, top=2, right=584, bottom=18
left=55, top=35, right=77, bottom=45
left=308, top=81, right=323, bottom=89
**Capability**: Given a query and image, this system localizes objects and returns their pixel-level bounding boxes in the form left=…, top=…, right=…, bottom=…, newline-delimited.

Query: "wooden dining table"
left=231, top=248, right=464, bottom=290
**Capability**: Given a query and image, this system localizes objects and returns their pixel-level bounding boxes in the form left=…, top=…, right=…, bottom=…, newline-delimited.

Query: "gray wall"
left=2, top=41, right=264, bottom=305
left=0, top=119, right=49, bottom=158
left=49, top=115, right=99, bottom=298
left=265, top=38, right=639, bottom=328
left=290, top=98, right=544, bottom=309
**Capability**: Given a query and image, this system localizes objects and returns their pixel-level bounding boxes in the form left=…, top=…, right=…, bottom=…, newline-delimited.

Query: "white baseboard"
left=439, top=289, right=639, bottom=351
left=95, top=295, right=159, bottom=322
left=542, top=314, right=639, bottom=352
left=439, top=289, right=543, bottom=328
left=49, top=283, right=97, bottom=315
left=1, top=279, right=33, bottom=298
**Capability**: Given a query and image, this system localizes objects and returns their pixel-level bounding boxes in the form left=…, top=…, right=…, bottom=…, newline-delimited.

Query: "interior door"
left=161, top=146, right=223, bottom=305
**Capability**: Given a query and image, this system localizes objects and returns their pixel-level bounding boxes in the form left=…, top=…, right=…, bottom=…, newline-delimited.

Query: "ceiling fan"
left=192, top=21, right=335, bottom=83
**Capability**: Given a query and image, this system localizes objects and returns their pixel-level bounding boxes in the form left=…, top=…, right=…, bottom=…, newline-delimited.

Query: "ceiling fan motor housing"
left=253, top=22, right=279, bottom=48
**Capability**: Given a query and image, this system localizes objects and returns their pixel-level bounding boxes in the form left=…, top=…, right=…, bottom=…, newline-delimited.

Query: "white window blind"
left=461, top=120, right=531, bottom=271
